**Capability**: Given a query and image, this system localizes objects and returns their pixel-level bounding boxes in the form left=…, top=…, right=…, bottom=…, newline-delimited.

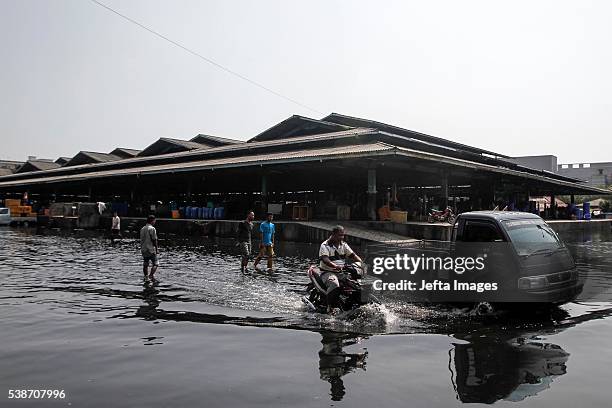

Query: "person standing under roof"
left=111, top=211, right=121, bottom=243
left=253, top=213, right=275, bottom=271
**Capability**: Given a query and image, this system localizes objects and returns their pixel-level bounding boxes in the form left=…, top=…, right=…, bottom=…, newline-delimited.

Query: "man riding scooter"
left=319, top=225, right=363, bottom=315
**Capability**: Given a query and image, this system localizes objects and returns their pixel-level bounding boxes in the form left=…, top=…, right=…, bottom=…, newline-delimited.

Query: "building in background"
left=557, top=162, right=612, bottom=188
left=509, top=155, right=558, bottom=173
left=511, top=155, right=612, bottom=188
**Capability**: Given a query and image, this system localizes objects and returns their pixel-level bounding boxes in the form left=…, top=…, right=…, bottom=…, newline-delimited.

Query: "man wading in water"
left=253, top=212, right=275, bottom=271
left=236, top=211, right=255, bottom=272
left=140, top=215, right=159, bottom=280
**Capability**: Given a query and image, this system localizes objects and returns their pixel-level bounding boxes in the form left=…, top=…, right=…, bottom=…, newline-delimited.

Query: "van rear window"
left=0, top=208, right=9, bottom=215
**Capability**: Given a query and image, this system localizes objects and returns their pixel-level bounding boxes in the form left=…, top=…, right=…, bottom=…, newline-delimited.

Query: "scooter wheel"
left=474, top=302, right=494, bottom=315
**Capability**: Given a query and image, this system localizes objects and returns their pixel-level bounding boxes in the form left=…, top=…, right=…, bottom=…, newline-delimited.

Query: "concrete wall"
left=548, top=218, right=612, bottom=235
left=351, top=221, right=452, bottom=241
left=97, top=217, right=369, bottom=246
left=213, top=220, right=368, bottom=247
left=61, top=215, right=612, bottom=245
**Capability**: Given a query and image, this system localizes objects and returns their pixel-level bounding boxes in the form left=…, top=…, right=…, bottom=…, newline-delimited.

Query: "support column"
left=186, top=179, right=193, bottom=200
left=367, top=168, right=377, bottom=221
left=261, top=173, right=268, bottom=214
left=550, top=193, right=556, bottom=219
left=441, top=171, right=449, bottom=209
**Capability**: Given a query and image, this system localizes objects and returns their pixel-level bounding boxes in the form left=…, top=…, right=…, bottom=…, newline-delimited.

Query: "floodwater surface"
left=1, top=227, right=612, bottom=407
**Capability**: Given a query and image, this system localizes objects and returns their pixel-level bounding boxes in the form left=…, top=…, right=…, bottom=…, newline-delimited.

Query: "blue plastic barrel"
left=584, top=202, right=591, bottom=220
left=204, top=207, right=211, bottom=219
left=577, top=208, right=584, bottom=220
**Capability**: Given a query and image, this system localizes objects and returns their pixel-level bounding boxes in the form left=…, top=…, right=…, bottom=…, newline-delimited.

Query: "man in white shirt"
left=111, top=211, right=121, bottom=243
left=140, top=215, right=159, bottom=279
left=319, top=225, right=362, bottom=314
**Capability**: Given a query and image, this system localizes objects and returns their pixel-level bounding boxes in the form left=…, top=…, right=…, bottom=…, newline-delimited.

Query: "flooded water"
left=1, top=226, right=612, bottom=407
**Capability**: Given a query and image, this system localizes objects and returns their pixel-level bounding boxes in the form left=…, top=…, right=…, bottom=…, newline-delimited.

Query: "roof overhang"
left=1, top=141, right=607, bottom=195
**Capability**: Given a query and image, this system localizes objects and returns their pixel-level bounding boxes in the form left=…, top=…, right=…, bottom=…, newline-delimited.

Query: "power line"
left=89, top=0, right=323, bottom=115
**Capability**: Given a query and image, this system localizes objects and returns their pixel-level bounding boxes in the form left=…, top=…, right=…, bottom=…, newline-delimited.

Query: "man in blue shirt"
left=254, top=212, right=275, bottom=270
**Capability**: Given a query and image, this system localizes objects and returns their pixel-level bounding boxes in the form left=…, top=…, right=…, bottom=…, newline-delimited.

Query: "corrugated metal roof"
left=249, top=115, right=353, bottom=142
left=15, top=160, right=61, bottom=173
left=55, top=157, right=72, bottom=165
left=63, top=151, right=122, bottom=167
left=323, top=113, right=509, bottom=158
left=2, top=141, right=607, bottom=194
left=0, top=124, right=591, bottom=189
left=137, top=137, right=210, bottom=157
left=190, top=134, right=244, bottom=146
left=0, top=128, right=377, bottom=181
left=0, top=143, right=395, bottom=187
left=110, top=148, right=140, bottom=158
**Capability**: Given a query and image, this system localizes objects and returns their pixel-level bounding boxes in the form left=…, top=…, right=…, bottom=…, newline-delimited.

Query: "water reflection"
left=136, top=280, right=161, bottom=321
left=318, top=332, right=368, bottom=401
left=449, top=305, right=612, bottom=404
left=451, top=333, right=568, bottom=403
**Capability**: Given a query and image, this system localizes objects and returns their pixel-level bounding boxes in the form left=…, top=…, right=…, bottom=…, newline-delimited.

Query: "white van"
left=0, top=207, right=10, bottom=226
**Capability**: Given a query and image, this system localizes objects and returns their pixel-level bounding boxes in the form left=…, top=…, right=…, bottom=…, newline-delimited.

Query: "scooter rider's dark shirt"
left=237, top=220, right=253, bottom=243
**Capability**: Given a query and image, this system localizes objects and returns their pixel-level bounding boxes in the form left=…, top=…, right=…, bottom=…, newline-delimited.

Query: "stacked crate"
left=5, top=199, right=36, bottom=217
left=5, top=199, right=21, bottom=217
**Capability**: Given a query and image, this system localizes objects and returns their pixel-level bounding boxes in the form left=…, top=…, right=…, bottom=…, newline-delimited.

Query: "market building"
left=0, top=113, right=608, bottom=221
